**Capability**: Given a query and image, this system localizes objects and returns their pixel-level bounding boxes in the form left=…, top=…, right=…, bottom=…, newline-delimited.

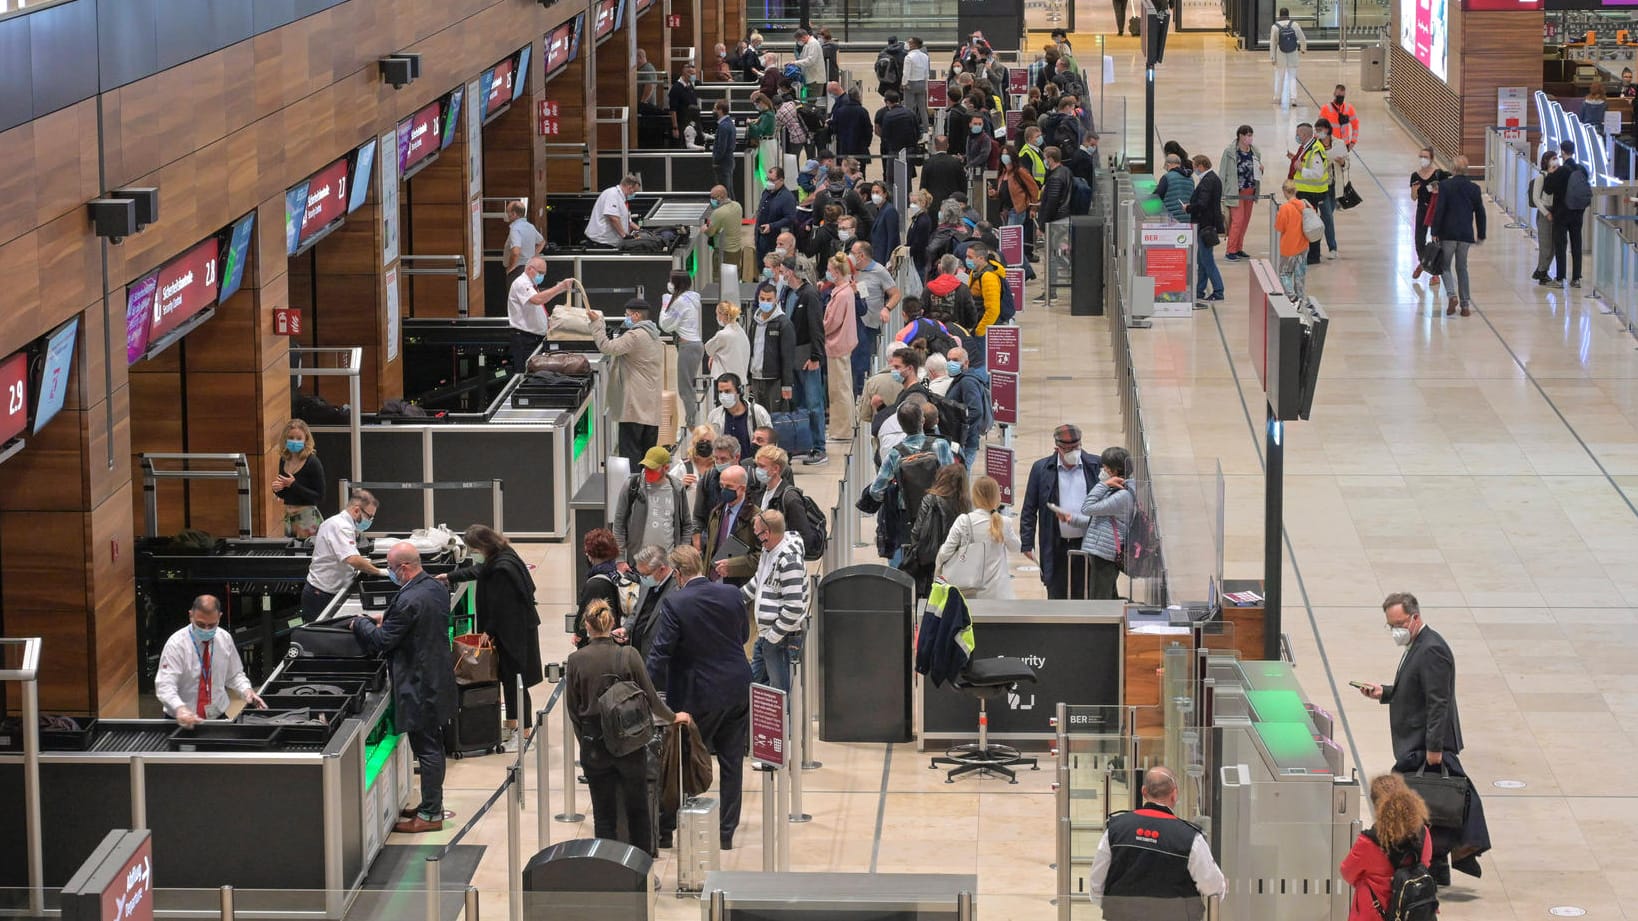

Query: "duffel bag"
left=291, top=616, right=367, bottom=658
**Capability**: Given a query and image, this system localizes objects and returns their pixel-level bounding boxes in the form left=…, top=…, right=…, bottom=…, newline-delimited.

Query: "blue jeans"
left=795, top=365, right=826, bottom=451
left=1196, top=242, right=1224, bottom=298
left=751, top=633, right=802, bottom=694
left=851, top=322, right=880, bottom=396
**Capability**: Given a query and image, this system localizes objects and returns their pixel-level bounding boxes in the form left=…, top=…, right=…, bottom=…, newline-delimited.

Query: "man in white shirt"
left=585, top=173, right=643, bottom=247
left=303, top=489, right=386, bottom=618
left=849, top=240, right=902, bottom=396
left=154, top=594, right=265, bottom=726
left=1088, top=766, right=1226, bottom=920
left=794, top=29, right=826, bottom=99
left=507, top=255, right=574, bottom=372
left=902, top=37, right=930, bottom=134
left=502, top=200, right=544, bottom=275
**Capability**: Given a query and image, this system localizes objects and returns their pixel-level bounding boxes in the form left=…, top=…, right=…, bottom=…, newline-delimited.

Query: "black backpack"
left=1564, top=163, right=1593, bottom=211
left=1278, top=21, right=1300, bottom=53
left=781, top=484, right=829, bottom=561
left=874, top=49, right=902, bottom=86
left=905, top=318, right=958, bottom=356
left=595, top=671, right=654, bottom=757
left=892, top=442, right=942, bottom=523
left=1363, top=831, right=1439, bottom=921
left=918, top=386, right=968, bottom=445
left=797, top=104, right=827, bottom=134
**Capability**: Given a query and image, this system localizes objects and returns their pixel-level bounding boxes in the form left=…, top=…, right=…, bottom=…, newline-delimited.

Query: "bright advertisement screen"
left=398, top=101, right=443, bottom=173
left=0, top=351, right=27, bottom=444
left=349, top=139, right=376, bottom=213
left=298, top=157, right=350, bottom=246
left=218, top=212, right=256, bottom=304
left=1399, top=0, right=1449, bottom=82
left=513, top=45, right=531, bottom=100
left=595, top=0, right=617, bottom=38
left=149, top=236, right=223, bottom=344
left=441, top=87, right=464, bottom=149
left=33, top=317, right=77, bottom=435
left=125, top=274, right=158, bottom=365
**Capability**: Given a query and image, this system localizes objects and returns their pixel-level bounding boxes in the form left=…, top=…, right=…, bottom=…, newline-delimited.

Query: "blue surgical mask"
left=965, top=258, right=978, bottom=270
left=285, top=440, right=305, bottom=453
left=639, top=573, right=659, bottom=589
left=1001, top=154, right=1011, bottom=165
left=622, top=317, right=636, bottom=328
left=190, top=625, right=217, bottom=644
left=714, top=462, right=731, bottom=473
left=357, top=514, right=374, bottom=531
left=890, top=369, right=904, bottom=383
left=385, top=566, right=403, bottom=586
left=757, top=300, right=776, bottom=314
left=533, top=272, right=546, bottom=286
left=762, top=267, right=774, bottom=280
left=470, top=551, right=486, bottom=564
left=971, top=124, right=982, bottom=134
left=947, top=360, right=963, bottom=374
left=754, top=467, right=771, bottom=485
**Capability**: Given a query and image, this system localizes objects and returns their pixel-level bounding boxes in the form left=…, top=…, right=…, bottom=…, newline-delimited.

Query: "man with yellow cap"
left=612, top=446, right=699, bottom=564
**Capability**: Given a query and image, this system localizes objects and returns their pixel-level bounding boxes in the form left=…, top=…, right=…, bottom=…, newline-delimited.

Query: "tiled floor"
left=391, top=34, right=1638, bottom=921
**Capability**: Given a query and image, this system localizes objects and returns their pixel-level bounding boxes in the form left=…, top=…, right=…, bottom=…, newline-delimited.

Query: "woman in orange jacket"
left=1273, top=180, right=1311, bottom=298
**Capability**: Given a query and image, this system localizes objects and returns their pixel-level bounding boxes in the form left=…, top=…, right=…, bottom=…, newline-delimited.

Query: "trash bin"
left=523, top=839, right=654, bottom=921
left=817, top=565, right=915, bottom=742
left=1362, top=45, right=1386, bottom=92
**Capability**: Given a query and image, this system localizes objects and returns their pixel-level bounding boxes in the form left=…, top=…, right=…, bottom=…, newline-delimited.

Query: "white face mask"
left=871, top=193, right=885, bottom=206
left=838, top=230, right=854, bottom=242
left=718, top=392, right=738, bottom=409
left=1059, top=448, right=1081, bottom=466
left=1390, top=626, right=1413, bottom=646
left=1418, top=157, right=1431, bottom=169
left=666, top=282, right=676, bottom=294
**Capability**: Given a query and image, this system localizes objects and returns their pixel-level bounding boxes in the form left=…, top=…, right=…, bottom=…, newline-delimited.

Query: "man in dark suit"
left=755, top=168, right=798, bottom=262
left=352, top=541, right=456, bottom=833
left=648, top=545, right=753, bottom=851
left=1359, top=591, right=1488, bottom=884
left=705, top=464, right=762, bottom=587
left=620, top=544, right=677, bottom=659
left=919, top=138, right=968, bottom=216
left=1019, top=424, right=1100, bottom=599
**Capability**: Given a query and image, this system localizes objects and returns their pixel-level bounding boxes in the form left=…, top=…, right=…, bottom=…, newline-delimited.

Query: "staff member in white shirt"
left=660, top=269, right=706, bottom=428
left=585, top=173, right=643, bottom=247
left=902, top=37, right=931, bottom=134
left=508, top=255, right=574, bottom=373
left=154, top=594, right=265, bottom=726
left=303, top=488, right=386, bottom=618
left=502, top=200, right=544, bottom=276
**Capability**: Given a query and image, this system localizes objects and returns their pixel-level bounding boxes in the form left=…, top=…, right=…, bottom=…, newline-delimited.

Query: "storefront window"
left=746, top=0, right=958, bottom=44
left=1247, top=0, right=1388, bottom=49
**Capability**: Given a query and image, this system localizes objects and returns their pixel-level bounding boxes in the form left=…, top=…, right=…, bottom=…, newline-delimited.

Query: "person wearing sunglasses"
left=1019, top=424, right=1102, bottom=598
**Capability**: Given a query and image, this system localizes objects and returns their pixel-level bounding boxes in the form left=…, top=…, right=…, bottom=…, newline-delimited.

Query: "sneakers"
left=1326, top=249, right=1339, bottom=261
left=1531, top=270, right=1545, bottom=281
left=800, top=449, right=829, bottom=466
left=1539, top=276, right=1559, bottom=287
left=1224, top=252, right=1241, bottom=262
left=1571, top=278, right=1583, bottom=288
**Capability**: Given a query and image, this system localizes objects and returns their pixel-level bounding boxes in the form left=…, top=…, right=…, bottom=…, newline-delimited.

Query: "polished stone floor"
left=393, top=34, right=1638, bottom=921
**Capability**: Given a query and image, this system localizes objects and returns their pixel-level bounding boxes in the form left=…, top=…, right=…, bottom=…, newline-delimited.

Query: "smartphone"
left=1348, top=680, right=1368, bottom=689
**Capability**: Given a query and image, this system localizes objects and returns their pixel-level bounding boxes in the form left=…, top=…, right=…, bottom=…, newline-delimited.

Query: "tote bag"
left=939, top=518, right=989, bottom=593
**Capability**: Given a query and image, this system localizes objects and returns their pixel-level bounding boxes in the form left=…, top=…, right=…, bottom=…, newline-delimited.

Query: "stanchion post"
left=425, top=856, right=441, bottom=921
left=1053, top=703, right=1072, bottom=921
left=219, top=885, right=235, bottom=921
left=465, top=886, right=480, bottom=921
left=956, top=889, right=975, bottom=921
left=760, top=764, right=778, bottom=871
left=788, top=662, right=812, bottom=822
left=508, top=768, right=524, bottom=921
left=852, top=422, right=871, bottom=547
left=535, top=707, right=550, bottom=849
left=555, top=701, right=584, bottom=822
left=776, top=763, right=792, bottom=871
left=708, top=889, right=727, bottom=920
left=515, top=677, right=527, bottom=809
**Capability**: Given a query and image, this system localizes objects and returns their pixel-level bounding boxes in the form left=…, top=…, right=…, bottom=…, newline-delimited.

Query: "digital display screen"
left=284, top=183, right=308, bottom=256
left=637, top=0, right=654, bottom=13
left=398, top=101, right=443, bottom=174
left=349, top=139, right=376, bottom=213
left=32, top=317, right=77, bottom=435
left=614, top=0, right=626, bottom=31
left=513, top=45, right=531, bottom=100
left=149, top=236, right=222, bottom=344
left=125, top=273, right=158, bottom=365
left=546, top=25, right=572, bottom=73
left=1462, top=0, right=1540, bottom=7
left=595, top=0, right=618, bottom=38
left=1399, top=0, right=1449, bottom=82
left=441, top=86, right=464, bottom=149
left=485, top=56, right=516, bottom=115
left=0, top=352, right=27, bottom=444
left=217, top=212, right=256, bottom=304
left=298, top=157, right=350, bottom=246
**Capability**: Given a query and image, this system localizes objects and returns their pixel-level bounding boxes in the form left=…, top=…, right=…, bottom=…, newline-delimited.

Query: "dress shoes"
left=394, top=814, right=444, bottom=834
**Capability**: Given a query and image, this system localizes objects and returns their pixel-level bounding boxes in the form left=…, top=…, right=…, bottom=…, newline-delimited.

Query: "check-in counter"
left=917, top=599, right=1126, bottom=751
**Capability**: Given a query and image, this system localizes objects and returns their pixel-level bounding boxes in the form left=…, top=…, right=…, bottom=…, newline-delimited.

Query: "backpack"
left=1301, top=201, right=1325, bottom=242
left=874, top=50, right=902, bottom=86
left=1277, top=21, right=1299, bottom=53
left=797, top=104, right=827, bottom=134
left=1112, top=486, right=1158, bottom=573
left=893, top=442, right=942, bottom=523
left=595, top=672, right=654, bottom=757
left=916, top=386, right=968, bottom=446
left=593, top=571, right=640, bottom=618
left=1363, top=831, right=1440, bottom=921
left=975, top=261, right=1015, bottom=325
left=1564, top=163, right=1593, bottom=211
left=955, top=373, right=994, bottom=438
left=781, top=484, right=829, bottom=561
left=1070, top=177, right=1094, bottom=216
left=906, top=318, right=958, bottom=356
left=1042, top=112, right=1079, bottom=153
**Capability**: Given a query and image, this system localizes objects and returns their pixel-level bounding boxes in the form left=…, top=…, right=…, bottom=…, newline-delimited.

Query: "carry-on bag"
left=290, top=615, right=367, bottom=657
left=444, top=681, right=503, bottom=758
left=674, top=725, right=720, bottom=893
left=452, top=633, right=499, bottom=685
left=770, top=409, right=815, bottom=456
left=1403, top=762, right=1470, bottom=828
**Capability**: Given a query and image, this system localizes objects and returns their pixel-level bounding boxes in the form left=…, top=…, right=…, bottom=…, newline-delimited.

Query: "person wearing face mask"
left=659, top=270, right=706, bottom=428
left=964, top=115, right=993, bottom=176
left=828, top=83, right=873, bottom=170
left=704, top=463, right=763, bottom=585
left=613, top=448, right=697, bottom=566
left=746, top=282, right=797, bottom=412
left=506, top=254, right=573, bottom=372
left=669, top=62, right=701, bottom=144
left=822, top=253, right=861, bottom=441
left=440, top=525, right=540, bottom=745
left=849, top=239, right=903, bottom=387
left=351, top=541, right=457, bottom=833
left=617, top=544, right=678, bottom=660
left=869, top=182, right=901, bottom=262
left=906, top=189, right=936, bottom=280
left=710, top=101, right=737, bottom=193
left=1019, top=425, right=1101, bottom=599
left=1055, top=446, right=1135, bottom=600
left=924, top=253, right=980, bottom=342
left=689, top=434, right=750, bottom=536
left=1408, top=148, right=1451, bottom=283
left=754, top=167, right=797, bottom=262
left=775, top=259, right=828, bottom=463
left=303, top=488, right=386, bottom=618
left=1289, top=121, right=1331, bottom=264
left=273, top=418, right=326, bottom=539
left=1318, top=84, right=1359, bottom=152
left=707, top=373, right=769, bottom=462
left=586, top=174, right=643, bottom=247
left=702, top=186, right=750, bottom=280
left=589, top=298, right=666, bottom=465
left=155, top=594, right=265, bottom=728
left=673, top=425, right=721, bottom=527
left=943, top=346, right=990, bottom=467
left=1356, top=592, right=1488, bottom=885
left=705, top=301, right=751, bottom=388
left=1527, top=151, right=1559, bottom=285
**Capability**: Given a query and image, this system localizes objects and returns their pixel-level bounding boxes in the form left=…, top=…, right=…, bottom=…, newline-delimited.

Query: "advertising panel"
left=217, top=212, right=256, bottom=304
left=33, top=317, right=77, bottom=435
left=125, top=274, right=158, bottom=365
left=1399, top=0, right=1449, bottom=82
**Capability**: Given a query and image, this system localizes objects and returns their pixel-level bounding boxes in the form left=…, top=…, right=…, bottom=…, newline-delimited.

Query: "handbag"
left=1336, top=181, right=1363, bottom=210
left=939, top=520, right=988, bottom=592
left=1403, top=762, right=1470, bottom=828
left=452, top=633, right=499, bottom=685
left=547, top=305, right=597, bottom=338
left=1199, top=224, right=1221, bottom=248
left=527, top=351, right=591, bottom=376
left=1300, top=202, right=1324, bottom=242
left=1419, top=239, right=1448, bottom=275
left=290, top=616, right=367, bottom=657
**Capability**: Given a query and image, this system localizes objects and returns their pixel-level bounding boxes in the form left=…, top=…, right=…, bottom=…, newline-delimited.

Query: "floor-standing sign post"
left=986, top=325, right=1021, bottom=451
left=750, top=683, right=789, bottom=870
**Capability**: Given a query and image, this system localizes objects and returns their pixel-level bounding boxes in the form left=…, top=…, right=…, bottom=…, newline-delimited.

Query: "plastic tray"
left=283, top=658, right=389, bottom=693
left=238, top=706, right=345, bottom=745
left=0, top=716, right=97, bottom=752
left=167, top=723, right=286, bottom=752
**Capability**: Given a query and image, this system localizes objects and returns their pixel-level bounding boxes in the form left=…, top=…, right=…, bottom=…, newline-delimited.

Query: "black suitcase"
left=289, top=616, right=367, bottom=657
left=444, top=681, right=503, bottom=758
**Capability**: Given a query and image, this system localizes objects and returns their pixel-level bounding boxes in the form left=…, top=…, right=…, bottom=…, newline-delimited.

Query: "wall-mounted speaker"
left=88, top=198, right=138, bottom=243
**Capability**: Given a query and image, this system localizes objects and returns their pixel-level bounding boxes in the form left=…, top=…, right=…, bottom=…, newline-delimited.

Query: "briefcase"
left=1404, top=762, right=1469, bottom=828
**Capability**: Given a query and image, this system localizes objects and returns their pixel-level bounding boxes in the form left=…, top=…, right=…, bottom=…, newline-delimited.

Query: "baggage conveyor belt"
left=90, top=725, right=172, bottom=753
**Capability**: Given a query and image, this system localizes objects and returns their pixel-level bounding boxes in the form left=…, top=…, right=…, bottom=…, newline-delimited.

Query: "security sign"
left=985, top=325, right=1020, bottom=373
left=537, top=100, right=562, bottom=136
left=273, top=308, right=303, bottom=337
left=990, top=370, right=1018, bottom=426
left=750, top=683, right=787, bottom=767
left=984, top=444, right=1015, bottom=505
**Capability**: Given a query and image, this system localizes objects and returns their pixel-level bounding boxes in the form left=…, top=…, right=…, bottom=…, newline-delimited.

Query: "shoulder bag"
left=1402, top=762, right=1470, bottom=828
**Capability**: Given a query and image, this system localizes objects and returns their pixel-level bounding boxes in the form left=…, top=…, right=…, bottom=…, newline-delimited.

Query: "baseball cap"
left=641, top=447, right=672, bottom=469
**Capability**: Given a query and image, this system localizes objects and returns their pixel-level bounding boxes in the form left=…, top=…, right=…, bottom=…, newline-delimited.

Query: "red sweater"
left=1339, top=828, right=1433, bottom=921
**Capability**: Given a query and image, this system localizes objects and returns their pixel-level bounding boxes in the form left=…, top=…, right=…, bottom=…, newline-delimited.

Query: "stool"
left=929, top=657, right=1040, bottom=783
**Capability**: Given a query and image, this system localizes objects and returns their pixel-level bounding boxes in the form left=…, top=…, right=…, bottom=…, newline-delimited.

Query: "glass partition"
left=746, top=0, right=957, bottom=45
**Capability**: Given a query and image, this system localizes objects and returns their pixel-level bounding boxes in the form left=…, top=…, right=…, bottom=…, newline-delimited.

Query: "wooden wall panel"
left=545, top=56, right=594, bottom=197
left=596, top=27, right=640, bottom=152
left=1388, top=6, right=1541, bottom=167
left=0, top=509, right=93, bottom=710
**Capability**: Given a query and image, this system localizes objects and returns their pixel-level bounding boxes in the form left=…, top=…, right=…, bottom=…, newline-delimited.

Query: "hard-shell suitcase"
left=444, top=680, right=503, bottom=758
left=674, top=726, right=720, bottom=893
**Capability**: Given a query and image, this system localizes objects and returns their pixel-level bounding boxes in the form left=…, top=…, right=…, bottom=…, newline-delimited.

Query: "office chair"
left=929, top=656, right=1039, bottom=783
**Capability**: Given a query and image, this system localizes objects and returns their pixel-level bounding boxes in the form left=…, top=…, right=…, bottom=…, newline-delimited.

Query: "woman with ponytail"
left=1340, top=774, right=1434, bottom=921
left=936, top=474, right=1021, bottom=598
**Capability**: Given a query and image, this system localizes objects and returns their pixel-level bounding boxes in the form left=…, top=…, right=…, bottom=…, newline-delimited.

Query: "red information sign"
left=985, top=325, right=1020, bottom=373
left=149, top=236, right=222, bottom=343
left=101, top=834, right=152, bottom=921
left=1006, top=266, right=1026, bottom=315
left=997, top=223, right=1023, bottom=267
left=667, top=12, right=681, bottom=27
left=273, top=308, right=304, bottom=337
left=1005, top=109, right=1022, bottom=139
left=990, top=369, right=1018, bottom=426
left=538, top=100, right=561, bottom=136
left=485, top=57, right=515, bottom=115
left=298, top=157, right=350, bottom=246
left=0, top=351, right=28, bottom=444
left=928, top=81, right=948, bottom=109
left=749, top=683, right=787, bottom=767
left=984, top=444, right=1016, bottom=506
left=1146, top=247, right=1188, bottom=297
left=398, top=101, right=442, bottom=173
left=1008, top=69, right=1028, bottom=93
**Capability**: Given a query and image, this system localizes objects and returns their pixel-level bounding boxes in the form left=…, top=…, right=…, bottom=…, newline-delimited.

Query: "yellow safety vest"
left=1293, top=141, right=1330, bottom=195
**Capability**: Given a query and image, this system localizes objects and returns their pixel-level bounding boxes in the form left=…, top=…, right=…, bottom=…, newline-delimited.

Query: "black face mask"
left=1334, top=95, right=1345, bottom=106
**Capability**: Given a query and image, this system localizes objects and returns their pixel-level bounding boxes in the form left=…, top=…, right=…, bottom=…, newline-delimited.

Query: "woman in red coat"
left=1340, top=774, right=1434, bottom=921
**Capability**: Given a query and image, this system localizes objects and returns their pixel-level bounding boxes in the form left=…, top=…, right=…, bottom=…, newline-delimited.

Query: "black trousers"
left=584, top=742, right=655, bottom=854
left=508, top=329, right=544, bottom=375
left=300, top=583, right=337, bottom=620
left=618, top=423, right=659, bottom=468
left=1297, top=190, right=1327, bottom=260
left=715, top=163, right=736, bottom=198
left=1045, top=534, right=1087, bottom=600
left=1089, top=553, right=1122, bottom=600
left=496, top=646, right=534, bottom=727
left=408, top=724, right=446, bottom=818
left=660, top=699, right=750, bottom=839
left=1551, top=209, right=1584, bottom=281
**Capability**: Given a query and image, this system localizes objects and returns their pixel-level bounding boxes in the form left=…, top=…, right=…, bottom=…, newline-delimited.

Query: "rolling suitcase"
left=674, top=727, right=720, bottom=894
left=444, top=681, right=503, bottom=758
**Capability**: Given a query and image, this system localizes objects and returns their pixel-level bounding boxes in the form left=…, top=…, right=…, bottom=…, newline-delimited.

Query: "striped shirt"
left=744, top=532, right=808, bottom=643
